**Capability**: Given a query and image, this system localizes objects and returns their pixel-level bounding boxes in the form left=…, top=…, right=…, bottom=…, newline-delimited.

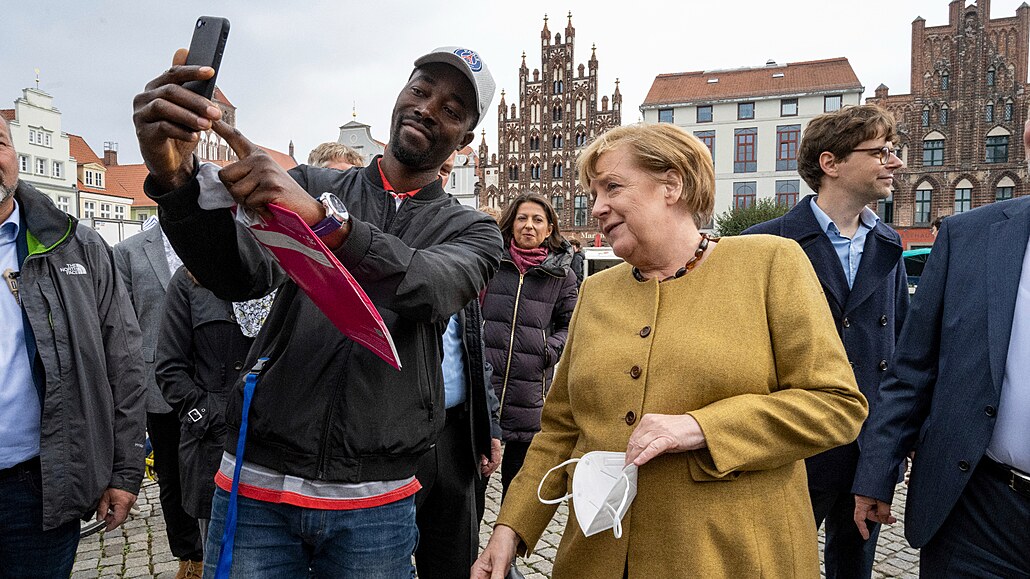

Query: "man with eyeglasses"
left=744, top=104, right=909, bottom=579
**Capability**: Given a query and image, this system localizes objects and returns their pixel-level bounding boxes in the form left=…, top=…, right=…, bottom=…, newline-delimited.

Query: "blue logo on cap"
left=454, top=48, right=482, bottom=73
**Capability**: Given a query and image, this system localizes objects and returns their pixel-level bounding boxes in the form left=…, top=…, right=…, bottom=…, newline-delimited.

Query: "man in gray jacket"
left=114, top=220, right=205, bottom=577
left=0, top=117, right=146, bottom=576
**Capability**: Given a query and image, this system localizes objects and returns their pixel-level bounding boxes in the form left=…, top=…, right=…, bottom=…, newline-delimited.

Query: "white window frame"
left=52, top=161, right=63, bottom=178
left=35, top=158, right=46, bottom=175
left=100, top=203, right=112, bottom=218
left=19, top=155, right=29, bottom=173
left=83, top=201, right=96, bottom=218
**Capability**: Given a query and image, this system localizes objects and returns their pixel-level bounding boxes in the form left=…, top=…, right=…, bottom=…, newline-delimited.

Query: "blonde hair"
left=307, top=142, right=364, bottom=168
left=478, top=205, right=502, bottom=222
left=578, top=123, right=715, bottom=228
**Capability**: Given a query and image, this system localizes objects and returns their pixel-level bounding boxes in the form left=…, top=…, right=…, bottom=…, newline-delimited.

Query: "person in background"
left=473, top=123, right=867, bottom=578
left=930, top=215, right=945, bottom=238
left=439, top=150, right=456, bottom=187
left=307, top=142, right=364, bottom=170
left=114, top=217, right=206, bottom=579
left=743, top=104, right=909, bottom=579
left=479, top=205, right=502, bottom=222
left=0, top=116, right=146, bottom=578
left=412, top=149, right=502, bottom=579
left=482, top=193, right=578, bottom=500
left=568, top=237, right=584, bottom=285
left=156, top=266, right=275, bottom=555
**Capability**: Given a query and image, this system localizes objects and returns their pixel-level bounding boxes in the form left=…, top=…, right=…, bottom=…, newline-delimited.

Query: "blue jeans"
left=203, top=487, right=418, bottom=578
left=0, top=458, right=80, bottom=579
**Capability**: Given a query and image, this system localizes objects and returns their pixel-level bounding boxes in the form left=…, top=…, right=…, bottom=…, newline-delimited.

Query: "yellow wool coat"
left=496, top=235, right=868, bottom=578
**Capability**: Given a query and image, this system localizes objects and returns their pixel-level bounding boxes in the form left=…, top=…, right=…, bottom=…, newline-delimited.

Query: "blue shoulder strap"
left=214, top=357, right=269, bottom=579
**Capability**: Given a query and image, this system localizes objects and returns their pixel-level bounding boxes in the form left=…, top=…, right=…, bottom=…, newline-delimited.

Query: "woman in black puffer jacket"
left=482, top=193, right=579, bottom=497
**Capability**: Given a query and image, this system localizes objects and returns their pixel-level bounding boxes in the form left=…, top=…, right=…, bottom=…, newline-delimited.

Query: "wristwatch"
left=311, top=193, right=350, bottom=237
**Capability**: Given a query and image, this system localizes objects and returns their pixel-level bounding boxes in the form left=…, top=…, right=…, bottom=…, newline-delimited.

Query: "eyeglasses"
left=850, top=146, right=900, bottom=165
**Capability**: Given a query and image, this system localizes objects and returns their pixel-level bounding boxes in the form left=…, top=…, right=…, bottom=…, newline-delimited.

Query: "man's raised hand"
left=211, top=120, right=324, bottom=225
left=132, top=49, right=222, bottom=191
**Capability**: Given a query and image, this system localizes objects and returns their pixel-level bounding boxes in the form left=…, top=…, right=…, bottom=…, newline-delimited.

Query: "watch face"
left=321, top=193, right=347, bottom=216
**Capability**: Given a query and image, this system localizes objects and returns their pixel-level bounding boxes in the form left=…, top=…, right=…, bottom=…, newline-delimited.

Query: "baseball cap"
left=414, top=47, right=496, bottom=129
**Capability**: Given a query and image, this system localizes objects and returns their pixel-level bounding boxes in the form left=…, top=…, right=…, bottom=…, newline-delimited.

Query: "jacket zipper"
left=419, top=324, right=435, bottom=421
left=541, top=329, right=548, bottom=400
left=315, top=376, right=343, bottom=480
left=497, top=269, right=525, bottom=422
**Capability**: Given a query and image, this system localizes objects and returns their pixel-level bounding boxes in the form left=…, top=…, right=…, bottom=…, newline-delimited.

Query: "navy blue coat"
left=744, top=195, right=909, bottom=493
left=853, top=196, right=1030, bottom=548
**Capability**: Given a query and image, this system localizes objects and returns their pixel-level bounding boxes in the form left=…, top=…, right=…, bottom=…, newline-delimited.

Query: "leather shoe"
left=175, top=559, right=203, bottom=579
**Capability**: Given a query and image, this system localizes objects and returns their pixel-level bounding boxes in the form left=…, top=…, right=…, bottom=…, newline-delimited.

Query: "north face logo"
left=59, top=263, right=87, bottom=275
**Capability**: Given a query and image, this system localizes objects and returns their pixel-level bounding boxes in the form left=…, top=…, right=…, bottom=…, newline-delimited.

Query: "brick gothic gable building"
left=478, top=13, right=622, bottom=237
left=868, top=0, right=1030, bottom=247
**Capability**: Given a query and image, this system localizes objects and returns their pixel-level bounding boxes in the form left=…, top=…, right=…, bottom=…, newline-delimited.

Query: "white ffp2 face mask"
left=537, top=450, right=638, bottom=538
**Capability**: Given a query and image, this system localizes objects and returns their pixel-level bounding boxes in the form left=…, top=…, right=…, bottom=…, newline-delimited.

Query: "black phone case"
left=182, top=16, right=229, bottom=100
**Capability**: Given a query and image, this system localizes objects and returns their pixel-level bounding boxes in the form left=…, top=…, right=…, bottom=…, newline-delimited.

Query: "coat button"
left=625, top=411, right=636, bottom=425
left=842, top=317, right=851, bottom=328
left=879, top=360, right=888, bottom=371
left=630, top=366, right=642, bottom=379
left=639, top=326, right=651, bottom=338
left=233, top=361, right=244, bottom=371
left=985, top=405, right=997, bottom=417
left=880, top=315, right=888, bottom=326
left=958, top=460, right=970, bottom=472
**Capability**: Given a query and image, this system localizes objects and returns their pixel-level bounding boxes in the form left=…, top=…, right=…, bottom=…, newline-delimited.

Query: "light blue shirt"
left=986, top=234, right=1030, bottom=473
left=810, top=198, right=879, bottom=289
left=441, top=313, right=467, bottom=409
left=0, top=200, right=42, bottom=469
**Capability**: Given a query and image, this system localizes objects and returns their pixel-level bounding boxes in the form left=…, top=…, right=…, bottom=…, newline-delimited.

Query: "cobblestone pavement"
left=73, top=472, right=920, bottom=578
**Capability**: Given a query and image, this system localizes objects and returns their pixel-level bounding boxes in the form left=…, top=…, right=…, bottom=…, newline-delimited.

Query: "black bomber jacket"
left=146, top=158, right=503, bottom=483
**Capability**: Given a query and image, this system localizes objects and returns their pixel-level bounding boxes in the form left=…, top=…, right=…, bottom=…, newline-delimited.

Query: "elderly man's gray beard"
left=0, top=181, right=15, bottom=205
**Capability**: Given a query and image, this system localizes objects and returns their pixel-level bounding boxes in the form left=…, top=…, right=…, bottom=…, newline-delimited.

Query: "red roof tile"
left=106, top=164, right=155, bottom=207
left=1, top=109, right=14, bottom=122
left=67, top=134, right=132, bottom=200
left=68, top=134, right=103, bottom=165
left=642, top=58, right=863, bottom=107
left=258, top=146, right=297, bottom=170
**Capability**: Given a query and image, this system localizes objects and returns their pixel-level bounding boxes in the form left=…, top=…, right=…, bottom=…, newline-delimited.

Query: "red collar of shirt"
left=376, top=158, right=422, bottom=201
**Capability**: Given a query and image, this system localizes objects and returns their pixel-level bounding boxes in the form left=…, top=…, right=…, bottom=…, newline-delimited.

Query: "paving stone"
left=124, top=566, right=153, bottom=578
left=74, top=461, right=925, bottom=577
left=73, top=559, right=98, bottom=572
left=152, top=560, right=180, bottom=574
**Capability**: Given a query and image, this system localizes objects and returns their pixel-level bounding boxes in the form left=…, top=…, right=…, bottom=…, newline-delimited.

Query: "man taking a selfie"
left=133, top=45, right=501, bottom=576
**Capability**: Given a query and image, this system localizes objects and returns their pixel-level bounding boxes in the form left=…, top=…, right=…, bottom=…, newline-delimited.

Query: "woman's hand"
left=471, top=524, right=520, bottom=579
left=625, top=413, right=707, bottom=467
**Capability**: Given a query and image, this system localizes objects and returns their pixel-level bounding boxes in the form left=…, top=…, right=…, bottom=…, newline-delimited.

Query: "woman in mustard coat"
left=473, top=123, right=868, bottom=578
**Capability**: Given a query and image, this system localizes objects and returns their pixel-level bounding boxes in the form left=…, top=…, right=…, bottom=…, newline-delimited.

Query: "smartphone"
left=182, top=16, right=230, bottom=100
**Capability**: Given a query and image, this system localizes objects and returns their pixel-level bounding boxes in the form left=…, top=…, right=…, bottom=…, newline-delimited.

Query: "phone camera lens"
left=197, top=20, right=204, bottom=28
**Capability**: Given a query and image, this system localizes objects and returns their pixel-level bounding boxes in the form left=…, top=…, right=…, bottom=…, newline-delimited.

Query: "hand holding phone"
left=182, top=16, right=229, bottom=100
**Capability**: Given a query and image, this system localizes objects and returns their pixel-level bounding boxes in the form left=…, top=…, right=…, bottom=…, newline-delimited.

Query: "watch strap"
left=311, top=214, right=343, bottom=237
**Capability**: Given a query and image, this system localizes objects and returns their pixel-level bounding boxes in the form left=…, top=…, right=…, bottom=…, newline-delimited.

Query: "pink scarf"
left=509, top=239, right=549, bottom=274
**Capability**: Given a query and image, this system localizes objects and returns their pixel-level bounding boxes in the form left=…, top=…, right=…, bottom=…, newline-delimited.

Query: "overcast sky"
left=4, top=1, right=1024, bottom=166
